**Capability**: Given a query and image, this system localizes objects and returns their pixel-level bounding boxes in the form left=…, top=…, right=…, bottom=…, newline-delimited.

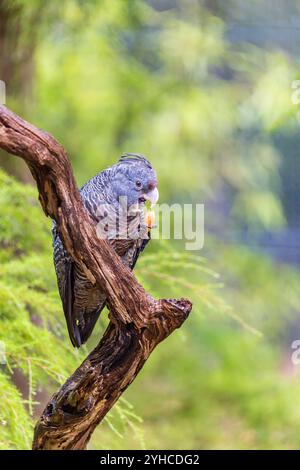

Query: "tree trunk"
left=0, top=105, right=192, bottom=450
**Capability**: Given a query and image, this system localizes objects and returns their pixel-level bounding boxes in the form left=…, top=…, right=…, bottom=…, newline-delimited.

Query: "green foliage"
left=2, top=0, right=300, bottom=451
left=1, top=168, right=300, bottom=450
left=0, top=170, right=85, bottom=448
left=119, top=241, right=300, bottom=450
left=26, top=0, right=294, bottom=231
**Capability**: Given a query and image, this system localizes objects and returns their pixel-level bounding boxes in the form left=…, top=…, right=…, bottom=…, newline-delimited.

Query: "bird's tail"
left=61, top=261, right=107, bottom=348
left=68, top=302, right=106, bottom=348
left=79, top=305, right=106, bottom=347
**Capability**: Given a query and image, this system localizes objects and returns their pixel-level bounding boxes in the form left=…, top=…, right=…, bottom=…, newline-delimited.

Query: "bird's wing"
left=62, top=261, right=83, bottom=347
left=121, top=233, right=151, bottom=270
left=130, top=236, right=151, bottom=270
left=53, top=224, right=82, bottom=347
left=53, top=180, right=110, bottom=347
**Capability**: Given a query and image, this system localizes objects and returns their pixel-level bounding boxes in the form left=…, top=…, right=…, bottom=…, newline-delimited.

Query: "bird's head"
left=110, top=153, right=159, bottom=208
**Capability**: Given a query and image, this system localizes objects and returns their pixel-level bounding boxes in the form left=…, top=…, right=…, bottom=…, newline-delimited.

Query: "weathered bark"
left=0, top=105, right=192, bottom=450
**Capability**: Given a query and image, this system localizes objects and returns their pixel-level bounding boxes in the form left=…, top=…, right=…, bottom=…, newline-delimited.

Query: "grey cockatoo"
left=52, top=154, right=159, bottom=347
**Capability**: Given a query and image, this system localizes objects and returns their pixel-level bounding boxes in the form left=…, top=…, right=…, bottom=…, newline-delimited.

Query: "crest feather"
left=118, top=153, right=153, bottom=169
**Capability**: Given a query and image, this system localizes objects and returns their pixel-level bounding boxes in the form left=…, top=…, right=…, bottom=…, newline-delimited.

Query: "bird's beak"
left=145, top=187, right=159, bottom=208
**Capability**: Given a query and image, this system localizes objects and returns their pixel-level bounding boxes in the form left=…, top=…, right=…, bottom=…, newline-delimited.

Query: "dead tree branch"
left=0, top=105, right=192, bottom=450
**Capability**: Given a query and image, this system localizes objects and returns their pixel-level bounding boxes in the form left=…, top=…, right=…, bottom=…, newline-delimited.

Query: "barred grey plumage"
left=53, top=154, right=158, bottom=347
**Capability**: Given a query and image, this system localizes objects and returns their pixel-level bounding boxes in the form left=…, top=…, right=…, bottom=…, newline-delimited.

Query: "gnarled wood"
left=0, top=105, right=192, bottom=450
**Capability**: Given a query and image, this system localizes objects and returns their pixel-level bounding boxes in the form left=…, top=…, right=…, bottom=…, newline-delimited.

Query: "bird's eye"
left=135, top=180, right=142, bottom=189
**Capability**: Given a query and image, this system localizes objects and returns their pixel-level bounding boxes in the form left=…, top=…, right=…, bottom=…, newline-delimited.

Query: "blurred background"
left=1, top=0, right=300, bottom=449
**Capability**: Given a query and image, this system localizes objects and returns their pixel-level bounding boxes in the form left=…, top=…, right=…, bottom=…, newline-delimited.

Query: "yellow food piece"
left=145, top=210, right=155, bottom=228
